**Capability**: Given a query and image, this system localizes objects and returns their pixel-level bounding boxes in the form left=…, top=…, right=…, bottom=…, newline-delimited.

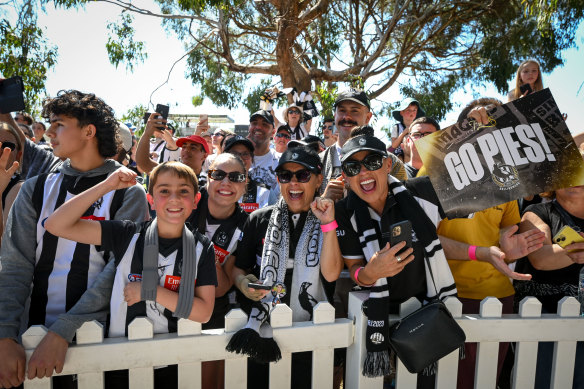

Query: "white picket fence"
left=22, top=292, right=584, bottom=389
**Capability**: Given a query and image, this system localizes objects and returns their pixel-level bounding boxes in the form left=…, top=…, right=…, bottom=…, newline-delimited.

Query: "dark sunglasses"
left=288, top=109, right=301, bottom=115
left=276, top=169, right=312, bottom=183
left=1, top=141, right=16, bottom=151
left=208, top=169, right=246, bottom=183
left=342, top=153, right=384, bottom=177
left=275, top=133, right=291, bottom=140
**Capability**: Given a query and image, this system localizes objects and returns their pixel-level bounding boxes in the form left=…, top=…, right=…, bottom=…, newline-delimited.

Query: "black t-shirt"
left=335, top=177, right=445, bottom=305
left=514, top=201, right=583, bottom=313
left=100, top=219, right=217, bottom=288
left=234, top=205, right=335, bottom=306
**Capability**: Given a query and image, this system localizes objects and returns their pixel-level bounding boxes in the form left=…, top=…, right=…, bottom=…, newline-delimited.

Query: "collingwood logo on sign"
left=370, top=332, right=384, bottom=345
left=444, top=122, right=555, bottom=191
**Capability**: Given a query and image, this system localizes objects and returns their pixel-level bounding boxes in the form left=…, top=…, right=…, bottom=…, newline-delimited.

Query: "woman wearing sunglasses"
left=185, top=152, right=249, bottom=388
left=228, top=145, right=343, bottom=388
left=334, top=127, right=456, bottom=385
left=0, top=122, right=23, bottom=245
left=222, top=135, right=273, bottom=212
left=275, top=104, right=310, bottom=141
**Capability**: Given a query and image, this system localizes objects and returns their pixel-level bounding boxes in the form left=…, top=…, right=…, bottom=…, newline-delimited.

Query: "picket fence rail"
left=21, top=291, right=584, bottom=389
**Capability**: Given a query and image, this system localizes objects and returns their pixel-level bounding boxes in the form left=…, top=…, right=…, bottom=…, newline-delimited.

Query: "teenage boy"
left=0, top=90, right=148, bottom=388
left=33, top=163, right=216, bottom=387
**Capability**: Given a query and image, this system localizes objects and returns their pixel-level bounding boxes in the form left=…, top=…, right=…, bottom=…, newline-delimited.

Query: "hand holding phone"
left=0, top=76, right=25, bottom=114
left=519, top=83, right=533, bottom=96
left=553, top=226, right=584, bottom=251
left=383, top=220, right=413, bottom=257
left=248, top=282, right=272, bottom=291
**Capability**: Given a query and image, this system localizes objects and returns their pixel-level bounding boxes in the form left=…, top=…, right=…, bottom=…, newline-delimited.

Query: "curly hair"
left=41, top=90, right=121, bottom=158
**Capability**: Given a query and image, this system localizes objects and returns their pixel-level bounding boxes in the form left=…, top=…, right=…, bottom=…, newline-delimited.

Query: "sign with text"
left=416, top=89, right=584, bottom=218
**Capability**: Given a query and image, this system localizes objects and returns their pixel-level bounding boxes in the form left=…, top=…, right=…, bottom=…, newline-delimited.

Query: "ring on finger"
left=396, top=255, right=402, bottom=263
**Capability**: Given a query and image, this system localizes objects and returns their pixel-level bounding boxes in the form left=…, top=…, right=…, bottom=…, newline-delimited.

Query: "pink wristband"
left=320, top=220, right=338, bottom=233
left=354, top=266, right=375, bottom=287
left=468, top=245, right=478, bottom=261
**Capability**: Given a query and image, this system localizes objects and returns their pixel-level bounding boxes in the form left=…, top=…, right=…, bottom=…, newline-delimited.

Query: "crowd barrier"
left=22, top=292, right=584, bottom=389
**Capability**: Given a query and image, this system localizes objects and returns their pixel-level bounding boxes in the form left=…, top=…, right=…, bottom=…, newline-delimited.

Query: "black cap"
left=334, top=89, right=371, bottom=110
left=250, top=110, right=274, bottom=126
left=276, top=145, right=323, bottom=174
left=340, top=135, right=388, bottom=162
left=223, top=135, right=255, bottom=154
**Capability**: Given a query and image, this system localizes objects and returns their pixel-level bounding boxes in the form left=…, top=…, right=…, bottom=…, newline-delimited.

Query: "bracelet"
left=468, top=245, right=478, bottom=261
left=354, top=266, right=375, bottom=287
left=320, top=220, right=338, bottom=233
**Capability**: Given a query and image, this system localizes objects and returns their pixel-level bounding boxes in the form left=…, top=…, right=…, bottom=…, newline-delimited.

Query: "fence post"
left=177, top=319, right=202, bottom=389
left=76, top=321, right=105, bottom=389
left=127, top=317, right=154, bottom=389
left=551, top=297, right=580, bottom=389
left=270, top=304, right=293, bottom=389
left=22, top=325, right=51, bottom=389
left=475, top=297, right=502, bottom=389
left=394, top=298, right=421, bottom=388
left=312, top=302, right=336, bottom=389
left=512, top=297, right=541, bottom=389
left=224, top=308, right=248, bottom=389
left=345, top=291, right=382, bottom=389
left=436, top=297, right=463, bottom=389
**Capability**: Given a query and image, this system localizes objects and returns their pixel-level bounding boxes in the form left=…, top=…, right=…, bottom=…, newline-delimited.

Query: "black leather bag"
left=388, top=299, right=466, bottom=374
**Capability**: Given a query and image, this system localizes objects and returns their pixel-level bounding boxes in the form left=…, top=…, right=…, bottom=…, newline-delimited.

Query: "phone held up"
left=382, top=220, right=413, bottom=256
left=553, top=226, right=584, bottom=252
left=519, top=83, right=533, bottom=96
left=0, top=76, right=25, bottom=114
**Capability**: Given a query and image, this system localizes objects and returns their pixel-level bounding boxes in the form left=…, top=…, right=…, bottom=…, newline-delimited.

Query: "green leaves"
left=106, top=13, right=147, bottom=71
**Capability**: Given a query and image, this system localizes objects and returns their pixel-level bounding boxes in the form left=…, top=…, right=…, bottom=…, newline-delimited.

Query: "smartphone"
left=199, top=114, right=208, bottom=125
left=143, top=112, right=151, bottom=125
left=382, top=220, right=413, bottom=256
left=155, top=104, right=169, bottom=120
left=0, top=76, right=25, bottom=114
left=519, top=83, right=533, bottom=95
left=248, top=282, right=272, bottom=290
left=553, top=226, right=584, bottom=250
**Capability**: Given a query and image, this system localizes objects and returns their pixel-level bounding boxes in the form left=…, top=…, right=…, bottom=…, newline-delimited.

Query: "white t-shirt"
left=250, top=149, right=280, bottom=191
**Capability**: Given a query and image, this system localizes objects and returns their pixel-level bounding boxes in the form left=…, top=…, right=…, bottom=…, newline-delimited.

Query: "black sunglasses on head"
left=341, top=153, right=384, bottom=177
left=276, top=169, right=312, bottom=183
left=208, top=169, right=246, bottom=183
left=1, top=141, right=16, bottom=151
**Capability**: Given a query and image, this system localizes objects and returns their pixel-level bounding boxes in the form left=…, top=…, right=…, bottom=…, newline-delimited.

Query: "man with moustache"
left=247, top=110, right=280, bottom=191
left=320, top=89, right=406, bottom=201
left=321, top=118, right=337, bottom=148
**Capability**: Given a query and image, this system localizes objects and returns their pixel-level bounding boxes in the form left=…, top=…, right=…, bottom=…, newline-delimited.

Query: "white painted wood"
left=312, top=349, right=334, bottom=388
left=224, top=358, right=246, bottom=389
left=436, top=349, right=459, bottom=389
left=178, top=362, right=201, bottom=389
left=557, top=296, right=580, bottom=316
left=444, top=296, right=463, bottom=317
left=127, top=317, right=153, bottom=340
left=345, top=291, right=382, bottom=389
left=76, top=320, right=104, bottom=344
left=77, top=372, right=104, bottom=389
left=224, top=308, right=248, bottom=332
left=474, top=297, right=502, bottom=389
left=395, top=358, right=417, bottom=388
left=512, top=297, right=541, bottom=389
left=129, top=367, right=153, bottom=389
left=21, top=325, right=48, bottom=349
left=270, top=353, right=291, bottom=389
left=313, top=302, right=335, bottom=324
left=177, top=318, right=201, bottom=336
left=399, top=297, right=421, bottom=316
left=271, top=304, right=293, bottom=328
left=23, top=378, right=51, bottom=389
left=551, top=297, right=580, bottom=389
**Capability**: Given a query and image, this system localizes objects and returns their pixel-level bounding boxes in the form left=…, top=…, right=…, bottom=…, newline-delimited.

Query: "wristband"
left=320, top=220, right=338, bottom=233
left=468, top=245, right=478, bottom=261
left=354, top=266, right=375, bottom=287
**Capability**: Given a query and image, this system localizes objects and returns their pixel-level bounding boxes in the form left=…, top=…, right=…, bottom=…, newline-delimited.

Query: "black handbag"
left=388, top=299, right=466, bottom=374
left=388, top=255, right=466, bottom=374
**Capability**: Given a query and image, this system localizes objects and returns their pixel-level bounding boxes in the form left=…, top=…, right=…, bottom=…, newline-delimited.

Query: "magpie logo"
left=370, top=332, right=384, bottom=345
left=359, top=138, right=366, bottom=146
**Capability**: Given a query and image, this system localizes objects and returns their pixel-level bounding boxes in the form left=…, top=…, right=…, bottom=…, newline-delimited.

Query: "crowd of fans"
left=0, top=58, right=582, bottom=389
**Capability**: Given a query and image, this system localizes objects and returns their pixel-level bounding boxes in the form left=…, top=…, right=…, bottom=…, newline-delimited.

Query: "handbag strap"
left=423, top=254, right=440, bottom=302
left=552, top=200, right=581, bottom=232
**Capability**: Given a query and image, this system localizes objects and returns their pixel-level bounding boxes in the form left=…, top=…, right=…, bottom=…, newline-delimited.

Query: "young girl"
left=508, top=59, right=544, bottom=101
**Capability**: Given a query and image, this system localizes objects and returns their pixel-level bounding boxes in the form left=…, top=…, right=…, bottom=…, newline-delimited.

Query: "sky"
left=15, top=2, right=584, bottom=141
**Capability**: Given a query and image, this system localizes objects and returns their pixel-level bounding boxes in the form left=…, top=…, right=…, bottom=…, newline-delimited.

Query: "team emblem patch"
left=359, top=138, right=366, bottom=146
left=292, top=153, right=299, bottom=160
left=370, top=332, right=384, bottom=345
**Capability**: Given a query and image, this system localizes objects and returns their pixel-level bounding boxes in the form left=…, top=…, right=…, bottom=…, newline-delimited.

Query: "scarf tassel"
left=226, top=328, right=282, bottom=364
left=362, top=350, right=391, bottom=378
left=419, top=345, right=466, bottom=376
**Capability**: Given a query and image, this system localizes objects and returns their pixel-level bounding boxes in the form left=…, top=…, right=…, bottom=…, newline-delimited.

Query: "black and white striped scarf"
left=226, top=197, right=325, bottom=363
left=356, top=176, right=456, bottom=377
